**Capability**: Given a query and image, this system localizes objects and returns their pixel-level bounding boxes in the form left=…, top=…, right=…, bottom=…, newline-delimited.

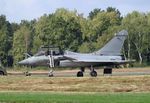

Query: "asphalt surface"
left=7, top=68, right=150, bottom=77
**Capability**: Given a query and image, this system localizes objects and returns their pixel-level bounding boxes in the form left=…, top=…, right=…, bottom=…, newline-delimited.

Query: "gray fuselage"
left=18, top=54, right=122, bottom=68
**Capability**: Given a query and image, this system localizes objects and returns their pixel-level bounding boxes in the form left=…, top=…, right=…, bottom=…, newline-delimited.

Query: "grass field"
left=0, top=92, right=150, bottom=103
left=0, top=74, right=150, bottom=103
left=0, top=75, right=150, bottom=92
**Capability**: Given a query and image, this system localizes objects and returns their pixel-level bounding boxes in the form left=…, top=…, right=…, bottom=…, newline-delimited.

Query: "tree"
left=34, top=9, right=83, bottom=52
left=122, top=11, right=150, bottom=64
left=106, top=7, right=122, bottom=22
left=0, top=15, right=13, bottom=66
left=2, top=8, right=150, bottom=67
left=13, top=24, right=32, bottom=65
left=89, top=11, right=121, bottom=42
left=88, top=8, right=103, bottom=20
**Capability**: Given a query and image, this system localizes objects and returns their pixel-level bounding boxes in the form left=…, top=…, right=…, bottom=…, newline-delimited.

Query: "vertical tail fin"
left=94, top=30, right=128, bottom=55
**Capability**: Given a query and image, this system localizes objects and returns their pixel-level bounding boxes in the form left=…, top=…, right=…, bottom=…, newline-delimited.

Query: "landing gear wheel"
left=77, top=71, right=83, bottom=77
left=90, top=70, right=97, bottom=77
left=48, top=70, right=54, bottom=77
left=24, top=71, right=31, bottom=76
left=48, top=68, right=54, bottom=77
left=48, top=73, right=54, bottom=77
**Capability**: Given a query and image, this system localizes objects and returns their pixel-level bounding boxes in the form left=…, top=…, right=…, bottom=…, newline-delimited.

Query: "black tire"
left=90, top=70, right=97, bottom=77
left=77, top=71, right=83, bottom=77
left=0, top=71, right=4, bottom=76
left=26, top=73, right=31, bottom=76
left=24, top=71, right=31, bottom=76
left=48, top=74, right=54, bottom=77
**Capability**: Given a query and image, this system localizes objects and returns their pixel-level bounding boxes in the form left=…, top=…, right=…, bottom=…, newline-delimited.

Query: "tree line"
left=0, top=7, right=150, bottom=67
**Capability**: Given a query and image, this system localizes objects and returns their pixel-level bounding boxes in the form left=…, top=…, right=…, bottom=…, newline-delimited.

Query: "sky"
left=0, top=0, right=150, bottom=23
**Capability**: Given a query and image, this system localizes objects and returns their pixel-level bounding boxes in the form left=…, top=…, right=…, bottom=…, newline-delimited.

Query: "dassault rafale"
left=18, top=30, right=133, bottom=77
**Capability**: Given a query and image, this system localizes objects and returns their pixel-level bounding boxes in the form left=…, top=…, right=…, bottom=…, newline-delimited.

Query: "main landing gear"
left=77, top=67, right=84, bottom=77
left=77, top=66, right=97, bottom=77
left=90, top=66, right=97, bottom=77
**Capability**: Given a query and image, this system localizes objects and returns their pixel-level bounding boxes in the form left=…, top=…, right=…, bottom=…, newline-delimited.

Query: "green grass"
left=0, top=92, right=150, bottom=103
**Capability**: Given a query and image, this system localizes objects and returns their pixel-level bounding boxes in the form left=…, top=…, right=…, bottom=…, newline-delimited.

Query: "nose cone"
left=18, top=59, right=29, bottom=65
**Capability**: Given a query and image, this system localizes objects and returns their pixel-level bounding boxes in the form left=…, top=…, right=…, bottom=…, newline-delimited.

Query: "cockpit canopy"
left=34, top=45, right=64, bottom=56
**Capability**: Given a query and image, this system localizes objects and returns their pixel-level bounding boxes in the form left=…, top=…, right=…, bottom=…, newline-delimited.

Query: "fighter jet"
left=18, top=30, right=132, bottom=77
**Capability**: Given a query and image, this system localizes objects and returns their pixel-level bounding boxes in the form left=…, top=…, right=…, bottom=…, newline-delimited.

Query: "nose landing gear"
left=48, top=54, right=55, bottom=77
